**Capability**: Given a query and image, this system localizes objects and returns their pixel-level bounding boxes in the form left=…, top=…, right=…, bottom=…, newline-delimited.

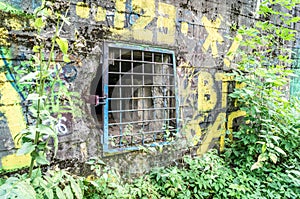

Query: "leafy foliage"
left=1, top=0, right=300, bottom=198
left=226, top=0, right=300, bottom=171
left=12, top=0, right=82, bottom=177
left=0, top=169, right=84, bottom=199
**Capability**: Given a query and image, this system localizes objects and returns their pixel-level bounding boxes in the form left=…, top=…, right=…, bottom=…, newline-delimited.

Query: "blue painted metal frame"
left=102, top=42, right=179, bottom=154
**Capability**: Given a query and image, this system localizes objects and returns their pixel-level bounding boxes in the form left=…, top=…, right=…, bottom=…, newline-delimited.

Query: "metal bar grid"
left=108, top=107, right=176, bottom=113
left=108, top=85, right=175, bottom=87
left=108, top=118, right=177, bottom=126
left=108, top=96, right=176, bottom=100
left=108, top=129, right=177, bottom=148
left=103, top=42, right=178, bottom=153
left=108, top=129, right=177, bottom=138
left=108, top=72, right=174, bottom=76
left=108, top=59, right=174, bottom=66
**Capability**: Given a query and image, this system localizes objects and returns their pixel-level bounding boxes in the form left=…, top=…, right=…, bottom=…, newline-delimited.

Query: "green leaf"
left=34, top=17, right=45, bottom=29
left=0, top=178, right=36, bottom=199
left=261, top=143, right=267, bottom=153
left=39, top=125, right=55, bottom=136
left=45, top=188, right=54, bottom=199
left=56, top=187, right=66, bottom=199
left=287, top=170, right=300, bottom=177
left=286, top=16, right=300, bottom=25
left=19, top=71, right=39, bottom=83
left=274, top=147, right=287, bottom=156
left=251, top=162, right=262, bottom=170
left=39, top=125, right=58, bottom=156
left=61, top=15, right=71, bottom=25
left=35, top=152, right=50, bottom=165
left=258, top=154, right=267, bottom=162
left=68, top=176, right=83, bottom=199
left=17, top=142, right=36, bottom=155
left=63, top=54, right=71, bottom=63
left=33, top=45, right=40, bottom=53
left=56, top=38, right=69, bottom=54
left=63, top=185, right=74, bottom=199
left=269, top=153, right=277, bottom=164
left=26, top=93, right=47, bottom=101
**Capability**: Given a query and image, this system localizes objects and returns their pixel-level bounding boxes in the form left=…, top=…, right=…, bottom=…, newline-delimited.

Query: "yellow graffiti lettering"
left=95, top=6, right=106, bottom=22
left=0, top=70, right=31, bottom=169
left=0, top=28, right=10, bottom=46
left=215, top=73, right=234, bottom=108
left=198, top=72, right=217, bottom=112
left=201, top=16, right=224, bottom=58
left=114, top=0, right=126, bottom=29
left=157, top=2, right=176, bottom=44
left=181, top=22, right=189, bottom=36
left=227, top=110, right=246, bottom=140
left=224, top=34, right=243, bottom=67
left=76, top=2, right=90, bottom=19
left=1, top=154, right=31, bottom=170
left=131, top=0, right=155, bottom=42
left=185, top=115, right=205, bottom=146
left=197, top=112, right=226, bottom=155
left=109, top=0, right=130, bottom=38
left=7, top=17, right=23, bottom=30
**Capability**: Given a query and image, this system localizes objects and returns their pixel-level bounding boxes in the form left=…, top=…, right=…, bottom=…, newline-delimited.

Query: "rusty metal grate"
left=102, top=43, right=178, bottom=153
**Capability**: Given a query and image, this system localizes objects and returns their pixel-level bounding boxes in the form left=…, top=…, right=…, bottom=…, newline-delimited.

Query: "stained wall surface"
left=0, top=0, right=295, bottom=175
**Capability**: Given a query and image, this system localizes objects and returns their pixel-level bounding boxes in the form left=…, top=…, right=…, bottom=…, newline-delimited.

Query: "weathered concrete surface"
left=0, top=0, right=298, bottom=176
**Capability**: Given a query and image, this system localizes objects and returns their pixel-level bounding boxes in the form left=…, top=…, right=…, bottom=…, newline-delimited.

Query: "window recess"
left=96, top=43, right=179, bottom=153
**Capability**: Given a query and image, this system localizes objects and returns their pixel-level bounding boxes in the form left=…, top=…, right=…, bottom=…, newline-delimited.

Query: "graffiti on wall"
left=178, top=63, right=246, bottom=155
left=0, top=0, right=249, bottom=168
left=76, top=0, right=176, bottom=44
left=75, top=1, right=242, bottom=65
left=0, top=2, right=32, bottom=169
left=74, top=1, right=245, bottom=155
left=0, top=1, right=78, bottom=169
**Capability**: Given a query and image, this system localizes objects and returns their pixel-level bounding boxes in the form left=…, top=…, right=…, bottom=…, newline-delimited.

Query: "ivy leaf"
left=17, top=142, right=36, bottom=155
left=56, top=38, right=68, bottom=54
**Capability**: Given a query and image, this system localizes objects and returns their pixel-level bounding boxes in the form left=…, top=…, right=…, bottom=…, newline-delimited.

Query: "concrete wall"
left=0, top=0, right=281, bottom=175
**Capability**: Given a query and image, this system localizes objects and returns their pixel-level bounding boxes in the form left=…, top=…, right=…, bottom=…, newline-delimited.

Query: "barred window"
left=96, top=43, right=178, bottom=153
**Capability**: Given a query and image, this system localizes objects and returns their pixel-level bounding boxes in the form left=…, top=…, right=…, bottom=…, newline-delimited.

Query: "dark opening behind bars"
left=100, top=44, right=178, bottom=152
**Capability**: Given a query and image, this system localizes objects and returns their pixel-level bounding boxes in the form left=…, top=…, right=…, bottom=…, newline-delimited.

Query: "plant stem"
left=28, top=14, right=61, bottom=178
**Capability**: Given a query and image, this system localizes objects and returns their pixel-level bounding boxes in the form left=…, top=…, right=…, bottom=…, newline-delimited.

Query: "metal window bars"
left=102, top=43, right=178, bottom=153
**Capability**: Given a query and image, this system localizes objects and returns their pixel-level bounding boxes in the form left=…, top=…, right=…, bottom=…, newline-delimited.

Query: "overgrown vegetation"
left=1, top=0, right=300, bottom=198
left=14, top=0, right=82, bottom=178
